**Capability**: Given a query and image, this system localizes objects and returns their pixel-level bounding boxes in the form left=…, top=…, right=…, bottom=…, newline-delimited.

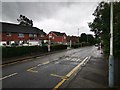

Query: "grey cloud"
left=2, top=2, right=75, bottom=23
left=2, top=1, right=99, bottom=35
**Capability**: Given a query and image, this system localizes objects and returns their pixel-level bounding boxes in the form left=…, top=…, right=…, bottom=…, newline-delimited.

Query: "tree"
left=80, top=33, right=87, bottom=43
left=88, top=1, right=120, bottom=57
left=87, top=34, right=95, bottom=45
left=17, top=15, right=33, bottom=27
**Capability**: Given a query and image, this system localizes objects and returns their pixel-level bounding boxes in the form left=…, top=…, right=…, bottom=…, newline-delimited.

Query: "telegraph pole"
left=109, top=1, right=114, bottom=87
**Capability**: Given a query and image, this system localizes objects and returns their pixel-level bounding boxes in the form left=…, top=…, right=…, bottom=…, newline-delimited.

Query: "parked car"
left=95, top=44, right=99, bottom=47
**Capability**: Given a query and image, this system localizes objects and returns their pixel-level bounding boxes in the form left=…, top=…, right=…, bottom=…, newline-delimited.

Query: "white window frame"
left=41, top=35, right=44, bottom=37
left=6, top=33, right=11, bottom=37
left=34, top=34, right=37, bottom=37
left=29, top=34, right=34, bottom=37
left=52, top=37, right=54, bottom=40
left=64, top=36, right=66, bottom=39
left=18, top=33, right=24, bottom=38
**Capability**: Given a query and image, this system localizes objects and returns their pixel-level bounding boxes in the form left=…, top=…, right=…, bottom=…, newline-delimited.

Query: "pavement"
left=61, top=48, right=109, bottom=89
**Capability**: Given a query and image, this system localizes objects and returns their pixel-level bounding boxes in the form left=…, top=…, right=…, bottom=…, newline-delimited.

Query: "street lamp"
left=78, top=28, right=80, bottom=47
left=48, top=34, right=52, bottom=52
left=109, top=1, right=114, bottom=88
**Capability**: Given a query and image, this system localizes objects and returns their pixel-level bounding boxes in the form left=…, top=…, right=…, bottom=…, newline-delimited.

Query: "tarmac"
left=2, top=49, right=70, bottom=65
left=2, top=47, right=112, bottom=89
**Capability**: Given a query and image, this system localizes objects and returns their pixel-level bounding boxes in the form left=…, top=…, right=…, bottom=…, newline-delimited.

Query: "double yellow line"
left=52, top=56, right=90, bottom=90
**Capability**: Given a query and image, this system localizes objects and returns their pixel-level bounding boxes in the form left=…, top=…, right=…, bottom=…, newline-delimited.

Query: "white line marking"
left=37, top=63, right=42, bottom=66
left=0, top=73, right=18, bottom=80
left=76, top=59, right=79, bottom=62
left=43, top=61, right=50, bottom=65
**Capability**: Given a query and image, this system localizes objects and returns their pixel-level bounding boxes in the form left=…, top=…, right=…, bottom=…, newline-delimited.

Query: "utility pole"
left=78, top=28, right=80, bottom=48
left=109, top=1, right=114, bottom=87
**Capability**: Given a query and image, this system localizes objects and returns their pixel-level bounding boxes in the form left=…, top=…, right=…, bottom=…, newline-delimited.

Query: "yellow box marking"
left=27, top=66, right=38, bottom=73
left=52, top=56, right=89, bottom=90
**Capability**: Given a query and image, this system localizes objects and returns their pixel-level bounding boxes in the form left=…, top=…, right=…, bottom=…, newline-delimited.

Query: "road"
left=2, top=46, right=99, bottom=88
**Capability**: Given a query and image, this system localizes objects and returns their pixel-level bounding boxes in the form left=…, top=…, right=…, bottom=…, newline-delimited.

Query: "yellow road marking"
left=52, top=56, right=89, bottom=90
left=1, top=58, right=34, bottom=67
left=36, top=57, right=41, bottom=59
left=1, top=61, right=20, bottom=67
left=27, top=69, right=38, bottom=73
left=26, top=61, right=50, bottom=73
left=52, top=79, right=66, bottom=90
left=50, top=74, right=65, bottom=79
left=28, top=66, right=37, bottom=70
left=20, top=59, right=33, bottom=62
left=27, top=66, right=38, bottom=73
left=0, top=73, right=18, bottom=80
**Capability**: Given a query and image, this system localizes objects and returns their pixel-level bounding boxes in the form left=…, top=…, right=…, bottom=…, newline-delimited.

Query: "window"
left=6, top=33, right=11, bottom=37
left=49, top=34, right=52, bottom=38
left=34, top=34, right=37, bottom=37
left=18, top=33, right=24, bottom=38
left=41, top=35, right=44, bottom=37
left=29, top=34, right=34, bottom=37
left=64, top=36, right=66, bottom=39
left=52, top=37, right=54, bottom=39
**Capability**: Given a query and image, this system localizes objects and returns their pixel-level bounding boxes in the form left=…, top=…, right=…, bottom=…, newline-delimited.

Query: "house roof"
left=1, top=22, right=46, bottom=35
left=50, top=31, right=66, bottom=36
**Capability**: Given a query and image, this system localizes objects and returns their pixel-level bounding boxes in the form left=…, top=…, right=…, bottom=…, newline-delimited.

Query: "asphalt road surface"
left=2, top=46, right=99, bottom=88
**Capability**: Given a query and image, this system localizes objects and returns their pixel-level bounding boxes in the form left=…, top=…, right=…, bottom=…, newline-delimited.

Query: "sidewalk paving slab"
left=65, top=55, right=108, bottom=88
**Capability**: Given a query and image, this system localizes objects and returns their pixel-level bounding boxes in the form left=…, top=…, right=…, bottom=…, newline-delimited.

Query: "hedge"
left=51, top=45, right=67, bottom=51
left=2, top=45, right=67, bottom=59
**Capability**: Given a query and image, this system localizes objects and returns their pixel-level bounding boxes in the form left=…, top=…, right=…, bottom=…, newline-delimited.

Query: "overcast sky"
left=1, top=0, right=101, bottom=36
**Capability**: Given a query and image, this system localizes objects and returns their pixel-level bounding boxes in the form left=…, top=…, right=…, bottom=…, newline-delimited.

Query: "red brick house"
left=0, top=22, right=46, bottom=46
left=47, top=31, right=67, bottom=44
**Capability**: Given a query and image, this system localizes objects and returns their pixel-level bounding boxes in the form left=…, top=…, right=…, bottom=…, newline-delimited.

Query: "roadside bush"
left=2, top=45, right=67, bottom=59
left=71, top=45, right=80, bottom=48
left=2, top=46, right=48, bottom=58
left=50, top=45, right=67, bottom=51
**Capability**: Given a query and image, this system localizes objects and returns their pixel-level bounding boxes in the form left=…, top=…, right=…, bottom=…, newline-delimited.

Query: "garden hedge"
left=2, top=45, right=67, bottom=59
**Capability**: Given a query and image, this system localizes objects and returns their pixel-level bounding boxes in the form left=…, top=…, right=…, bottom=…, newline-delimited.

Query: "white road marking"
left=76, top=59, right=79, bottom=62
left=37, top=63, right=42, bottom=66
left=0, top=73, right=18, bottom=80
left=42, top=61, right=50, bottom=65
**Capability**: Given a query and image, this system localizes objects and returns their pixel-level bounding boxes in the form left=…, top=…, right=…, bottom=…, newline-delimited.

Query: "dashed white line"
left=0, top=73, right=18, bottom=80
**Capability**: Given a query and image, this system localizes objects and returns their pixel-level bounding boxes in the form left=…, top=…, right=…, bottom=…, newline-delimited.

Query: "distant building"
left=47, top=31, right=67, bottom=44
left=67, top=35, right=79, bottom=45
left=0, top=22, right=46, bottom=46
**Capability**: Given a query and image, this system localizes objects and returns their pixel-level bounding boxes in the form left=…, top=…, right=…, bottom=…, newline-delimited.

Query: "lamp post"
left=48, top=34, right=52, bottom=52
left=78, top=28, right=80, bottom=47
left=109, top=1, right=114, bottom=87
